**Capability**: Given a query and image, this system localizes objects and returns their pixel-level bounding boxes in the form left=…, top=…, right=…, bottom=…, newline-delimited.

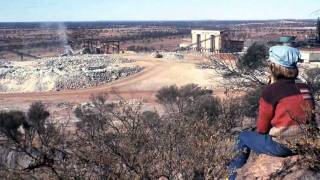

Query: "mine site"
left=1, top=20, right=319, bottom=102
left=0, top=0, right=320, bottom=179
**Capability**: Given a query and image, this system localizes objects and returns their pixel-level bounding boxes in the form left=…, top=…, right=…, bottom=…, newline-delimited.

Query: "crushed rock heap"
left=0, top=55, right=143, bottom=92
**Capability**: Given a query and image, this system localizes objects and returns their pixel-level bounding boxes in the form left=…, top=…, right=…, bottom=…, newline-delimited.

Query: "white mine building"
left=191, top=30, right=244, bottom=53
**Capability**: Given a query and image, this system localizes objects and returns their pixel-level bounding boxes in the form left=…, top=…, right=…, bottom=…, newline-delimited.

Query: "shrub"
left=0, top=82, right=256, bottom=179
left=26, top=101, right=50, bottom=130
left=284, top=112, right=320, bottom=173
left=237, top=43, right=268, bottom=72
left=0, top=102, right=70, bottom=179
left=73, top=93, right=237, bottom=179
left=0, top=110, right=26, bottom=140
left=304, top=68, right=320, bottom=100
left=156, top=84, right=221, bottom=122
left=156, top=85, right=179, bottom=104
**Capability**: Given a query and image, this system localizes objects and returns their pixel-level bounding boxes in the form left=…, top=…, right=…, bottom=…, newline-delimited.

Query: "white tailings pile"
left=0, top=55, right=143, bottom=92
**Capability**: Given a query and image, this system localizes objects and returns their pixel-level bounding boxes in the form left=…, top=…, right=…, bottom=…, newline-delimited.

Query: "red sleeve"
left=256, top=98, right=274, bottom=134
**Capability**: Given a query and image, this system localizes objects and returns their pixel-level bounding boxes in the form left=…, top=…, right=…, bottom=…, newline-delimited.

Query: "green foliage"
left=294, top=41, right=308, bottom=48
left=156, top=85, right=179, bottom=103
left=0, top=102, right=70, bottom=179
left=237, top=43, right=268, bottom=71
left=0, top=110, right=26, bottom=140
left=26, top=102, right=50, bottom=129
left=0, top=102, right=50, bottom=141
left=156, top=84, right=221, bottom=122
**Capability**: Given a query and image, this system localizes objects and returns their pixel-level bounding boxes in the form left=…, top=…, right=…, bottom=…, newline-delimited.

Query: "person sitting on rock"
left=227, top=45, right=315, bottom=180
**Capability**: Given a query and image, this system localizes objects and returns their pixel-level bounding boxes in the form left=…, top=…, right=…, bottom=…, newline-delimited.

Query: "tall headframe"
left=317, top=17, right=320, bottom=43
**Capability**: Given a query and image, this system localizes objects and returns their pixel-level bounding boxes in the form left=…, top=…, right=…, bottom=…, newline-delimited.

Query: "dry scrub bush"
left=72, top=85, right=243, bottom=179
left=0, top=102, right=72, bottom=179
left=207, top=43, right=269, bottom=92
left=236, top=43, right=268, bottom=72
left=0, top=86, right=266, bottom=179
left=156, top=84, right=221, bottom=124
left=304, top=67, right=320, bottom=101
left=284, top=68, right=320, bottom=174
left=269, top=106, right=320, bottom=178
left=0, top=85, right=245, bottom=179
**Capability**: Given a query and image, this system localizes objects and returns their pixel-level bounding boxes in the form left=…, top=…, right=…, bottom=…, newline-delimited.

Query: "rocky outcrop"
left=237, top=154, right=320, bottom=180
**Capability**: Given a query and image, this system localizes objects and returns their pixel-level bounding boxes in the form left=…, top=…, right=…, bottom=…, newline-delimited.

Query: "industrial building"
left=191, top=30, right=244, bottom=53
left=191, top=30, right=223, bottom=52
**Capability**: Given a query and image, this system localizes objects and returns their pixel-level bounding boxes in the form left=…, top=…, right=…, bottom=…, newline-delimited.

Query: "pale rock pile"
left=151, top=52, right=184, bottom=60
left=0, top=55, right=143, bottom=92
left=0, top=60, right=12, bottom=73
left=163, top=52, right=184, bottom=60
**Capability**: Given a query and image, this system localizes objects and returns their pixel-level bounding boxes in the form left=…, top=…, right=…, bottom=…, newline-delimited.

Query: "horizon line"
left=0, top=18, right=318, bottom=23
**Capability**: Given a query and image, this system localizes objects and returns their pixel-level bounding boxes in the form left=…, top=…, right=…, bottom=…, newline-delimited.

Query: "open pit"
left=0, top=55, right=143, bottom=93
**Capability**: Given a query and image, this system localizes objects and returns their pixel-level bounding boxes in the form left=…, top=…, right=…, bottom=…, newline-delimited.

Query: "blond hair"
left=268, top=62, right=298, bottom=80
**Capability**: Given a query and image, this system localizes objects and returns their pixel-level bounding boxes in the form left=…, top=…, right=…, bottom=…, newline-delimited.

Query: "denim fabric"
left=227, top=131, right=293, bottom=180
left=268, top=46, right=301, bottom=68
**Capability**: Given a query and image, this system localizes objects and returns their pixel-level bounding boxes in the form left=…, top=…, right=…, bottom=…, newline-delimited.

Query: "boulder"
left=237, top=154, right=320, bottom=180
left=0, top=147, right=32, bottom=169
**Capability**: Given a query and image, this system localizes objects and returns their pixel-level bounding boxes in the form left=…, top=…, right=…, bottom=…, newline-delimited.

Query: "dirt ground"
left=0, top=53, right=225, bottom=123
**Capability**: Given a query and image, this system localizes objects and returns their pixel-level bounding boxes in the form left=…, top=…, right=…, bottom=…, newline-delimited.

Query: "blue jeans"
left=227, top=131, right=293, bottom=180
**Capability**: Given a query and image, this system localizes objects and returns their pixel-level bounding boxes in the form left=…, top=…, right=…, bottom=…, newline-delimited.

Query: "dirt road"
left=0, top=54, right=223, bottom=106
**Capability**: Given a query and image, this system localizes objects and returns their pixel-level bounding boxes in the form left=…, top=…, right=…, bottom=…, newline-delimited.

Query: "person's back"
left=258, top=79, right=315, bottom=139
left=227, top=45, right=315, bottom=180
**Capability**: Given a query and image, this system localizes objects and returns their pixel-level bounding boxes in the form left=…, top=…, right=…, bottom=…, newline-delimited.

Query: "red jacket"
left=256, top=79, right=315, bottom=134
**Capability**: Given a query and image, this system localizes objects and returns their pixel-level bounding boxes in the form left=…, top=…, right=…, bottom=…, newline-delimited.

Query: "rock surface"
left=237, top=154, right=320, bottom=180
left=0, top=147, right=32, bottom=169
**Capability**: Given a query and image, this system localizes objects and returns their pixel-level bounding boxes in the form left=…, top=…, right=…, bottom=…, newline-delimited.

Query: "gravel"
left=0, top=55, right=143, bottom=92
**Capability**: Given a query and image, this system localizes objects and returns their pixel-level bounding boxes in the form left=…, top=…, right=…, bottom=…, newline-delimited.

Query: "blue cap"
left=268, top=46, right=301, bottom=68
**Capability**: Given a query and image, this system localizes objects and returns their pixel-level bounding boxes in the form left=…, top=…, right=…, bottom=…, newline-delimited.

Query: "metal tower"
left=317, top=17, right=320, bottom=43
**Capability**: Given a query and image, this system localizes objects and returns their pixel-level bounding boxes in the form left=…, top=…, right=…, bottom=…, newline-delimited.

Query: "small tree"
left=0, top=102, right=71, bottom=179
left=156, top=84, right=221, bottom=123
left=237, top=43, right=268, bottom=71
left=304, top=67, right=320, bottom=101
left=208, top=43, right=269, bottom=92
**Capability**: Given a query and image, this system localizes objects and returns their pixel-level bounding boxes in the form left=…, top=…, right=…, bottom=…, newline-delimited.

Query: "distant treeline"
left=0, top=19, right=317, bottom=29
left=111, top=31, right=189, bottom=42
left=0, top=31, right=188, bottom=52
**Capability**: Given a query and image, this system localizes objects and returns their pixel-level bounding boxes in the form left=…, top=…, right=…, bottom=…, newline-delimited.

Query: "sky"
left=0, top=0, right=319, bottom=22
